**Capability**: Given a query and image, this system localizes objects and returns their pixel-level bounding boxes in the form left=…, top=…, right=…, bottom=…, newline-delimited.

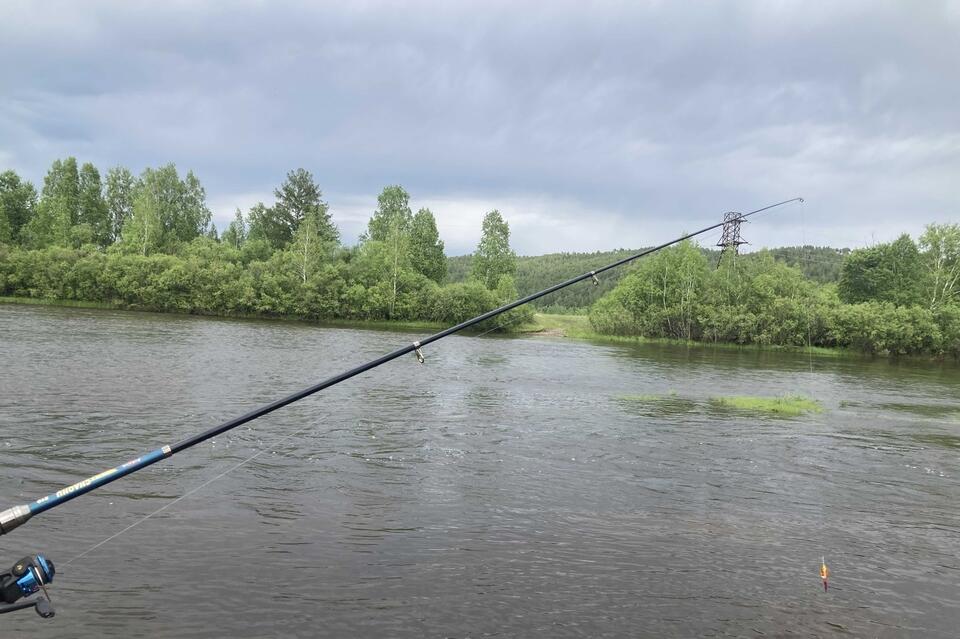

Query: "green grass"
left=518, top=312, right=674, bottom=343
left=0, top=295, right=445, bottom=332
left=516, top=313, right=597, bottom=338
left=519, top=314, right=851, bottom=359
left=317, top=317, right=445, bottom=333
left=709, top=395, right=823, bottom=416
left=616, top=392, right=827, bottom=419
left=0, top=295, right=121, bottom=310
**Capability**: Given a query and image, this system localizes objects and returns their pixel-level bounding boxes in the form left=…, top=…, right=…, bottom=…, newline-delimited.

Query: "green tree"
left=838, top=234, right=927, bottom=306
left=768, top=246, right=848, bottom=283
left=273, top=168, right=337, bottom=245
left=122, top=179, right=164, bottom=255
left=178, top=170, right=212, bottom=242
left=0, top=203, right=10, bottom=244
left=206, top=223, right=219, bottom=241
left=919, top=223, right=960, bottom=309
left=358, top=234, right=412, bottom=320
left=0, top=171, right=38, bottom=244
left=246, top=202, right=289, bottom=249
left=430, top=280, right=497, bottom=324
left=491, top=273, right=534, bottom=328
left=222, top=208, right=247, bottom=249
left=589, top=241, right=708, bottom=339
left=78, top=163, right=110, bottom=246
left=361, top=186, right=416, bottom=318
left=45, top=158, right=81, bottom=218
left=471, top=209, right=516, bottom=289
left=21, top=158, right=80, bottom=248
left=128, top=165, right=210, bottom=251
left=289, top=209, right=334, bottom=283
left=365, top=185, right=412, bottom=242
left=105, top=166, right=136, bottom=243
left=409, top=207, right=446, bottom=283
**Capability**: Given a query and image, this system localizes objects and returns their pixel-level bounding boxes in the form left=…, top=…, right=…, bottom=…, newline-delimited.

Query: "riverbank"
left=520, top=312, right=848, bottom=357
left=0, top=295, right=948, bottom=360
left=0, top=295, right=446, bottom=334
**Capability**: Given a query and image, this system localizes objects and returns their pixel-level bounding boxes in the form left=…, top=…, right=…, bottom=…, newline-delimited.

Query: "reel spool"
left=0, top=554, right=56, bottom=618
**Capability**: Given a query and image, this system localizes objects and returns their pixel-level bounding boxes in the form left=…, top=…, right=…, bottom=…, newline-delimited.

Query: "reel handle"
left=0, top=597, right=55, bottom=618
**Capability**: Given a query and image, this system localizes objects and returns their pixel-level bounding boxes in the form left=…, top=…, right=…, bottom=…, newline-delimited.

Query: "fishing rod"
left=0, top=197, right=802, bottom=619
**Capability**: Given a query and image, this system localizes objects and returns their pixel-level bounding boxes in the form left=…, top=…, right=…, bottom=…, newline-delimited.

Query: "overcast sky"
left=1, top=1, right=958, bottom=255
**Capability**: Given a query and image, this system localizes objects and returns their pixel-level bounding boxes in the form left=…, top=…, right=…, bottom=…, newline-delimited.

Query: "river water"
left=1, top=304, right=958, bottom=638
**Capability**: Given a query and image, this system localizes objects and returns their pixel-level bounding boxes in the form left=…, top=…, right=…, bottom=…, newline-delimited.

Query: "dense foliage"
left=0, top=159, right=531, bottom=328
left=449, top=245, right=846, bottom=313
left=3, top=156, right=956, bottom=357
left=590, top=236, right=960, bottom=357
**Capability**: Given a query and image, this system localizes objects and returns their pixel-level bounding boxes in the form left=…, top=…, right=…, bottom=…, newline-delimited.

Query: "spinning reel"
left=0, top=554, right=56, bottom=618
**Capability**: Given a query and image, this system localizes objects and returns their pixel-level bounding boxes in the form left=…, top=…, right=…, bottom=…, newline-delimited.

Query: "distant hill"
left=447, top=245, right=849, bottom=312
left=760, top=246, right=849, bottom=284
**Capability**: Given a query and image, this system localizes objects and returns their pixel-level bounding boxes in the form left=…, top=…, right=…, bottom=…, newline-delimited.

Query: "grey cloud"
left=1, top=0, right=957, bottom=254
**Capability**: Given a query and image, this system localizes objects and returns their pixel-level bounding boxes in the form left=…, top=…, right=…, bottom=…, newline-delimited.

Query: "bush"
left=430, top=281, right=497, bottom=324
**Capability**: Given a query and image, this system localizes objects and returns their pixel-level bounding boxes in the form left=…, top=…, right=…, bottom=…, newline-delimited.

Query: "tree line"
left=589, top=228, right=960, bottom=357
left=448, top=245, right=847, bottom=313
left=0, top=158, right=531, bottom=327
left=3, top=157, right=957, bottom=356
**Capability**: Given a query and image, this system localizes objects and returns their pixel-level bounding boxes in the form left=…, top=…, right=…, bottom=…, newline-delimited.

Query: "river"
left=1, top=304, right=958, bottom=637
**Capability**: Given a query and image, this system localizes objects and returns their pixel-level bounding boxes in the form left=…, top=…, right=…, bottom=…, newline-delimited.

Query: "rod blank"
left=0, top=197, right=802, bottom=536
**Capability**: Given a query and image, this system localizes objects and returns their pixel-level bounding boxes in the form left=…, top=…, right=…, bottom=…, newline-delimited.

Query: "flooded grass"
left=709, top=395, right=823, bottom=416
left=617, top=393, right=824, bottom=418
left=0, top=295, right=120, bottom=310
left=620, top=393, right=677, bottom=402
left=616, top=392, right=700, bottom=416
left=878, top=402, right=960, bottom=420
left=909, top=433, right=960, bottom=449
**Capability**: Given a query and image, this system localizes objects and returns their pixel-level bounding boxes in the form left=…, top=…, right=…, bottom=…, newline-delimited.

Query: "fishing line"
left=800, top=200, right=814, bottom=376
left=798, top=201, right=834, bottom=593
left=474, top=312, right=528, bottom=338
left=63, top=415, right=328, bottom=567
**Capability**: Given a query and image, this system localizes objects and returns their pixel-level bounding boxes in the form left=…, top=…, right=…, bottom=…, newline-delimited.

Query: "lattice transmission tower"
left=716, top=211, right=748, bottom=268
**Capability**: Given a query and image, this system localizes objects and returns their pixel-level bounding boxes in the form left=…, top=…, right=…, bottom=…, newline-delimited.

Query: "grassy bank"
left=0, top=295, right=444, bottom=333
left=521, top=313, right=845, bottom=357
left=0, top=298, right=939, bottom=362
left=0, top=295, right=122, bottom=310
left=515, top=313, right=598, bottom=339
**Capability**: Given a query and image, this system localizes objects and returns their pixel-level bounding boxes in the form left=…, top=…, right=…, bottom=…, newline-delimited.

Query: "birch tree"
left=105, top=166, right=135, bottom=243
left=920, top=223, right=960, bottom=309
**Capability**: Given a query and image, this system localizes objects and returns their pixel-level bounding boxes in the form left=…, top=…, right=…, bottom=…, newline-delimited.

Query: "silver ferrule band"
left=0, top=504, right=32, bottom=536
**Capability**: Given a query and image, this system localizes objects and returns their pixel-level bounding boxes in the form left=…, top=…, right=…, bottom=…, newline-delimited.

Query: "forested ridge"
left=2, top=157, right=956, bottom=356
